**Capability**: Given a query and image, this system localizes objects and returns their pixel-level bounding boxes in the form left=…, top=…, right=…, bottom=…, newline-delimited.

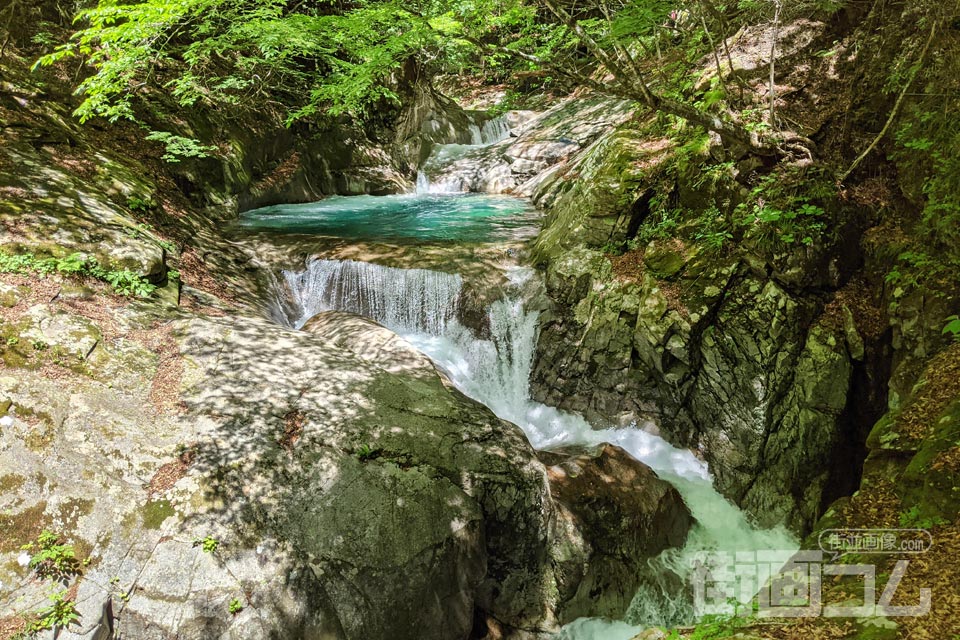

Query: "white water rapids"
left=281, top=258, right=797, bottom=637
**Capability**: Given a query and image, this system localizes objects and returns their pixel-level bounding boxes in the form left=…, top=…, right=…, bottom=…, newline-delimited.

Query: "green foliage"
left=0, top=252, right=37, bottom=274
left=0, top=250, right=157, bottom=298
left=20, top=530, right=81, bottom=581
left=894, top=106, right=960, bottom=260
left=664, top=599, right=756, bottom=639
left=600, top=237, right=642, bottom=256
left=693, top=205, right=734, bottom=254
left=229, top=598, right=244, bottom=615
left=898, top=505, right=948, bottom=530
left=145, top=132, right=216, bottom=163
left=10, top=531, right=84, bottom=636
left=884, top=250, right=947, bottom=290
left=739, top=201, right=825, bottom=248
left=193, top=536, right=219, bottom=553
left=102, top=269, right=157, bottom=297
left=126, top=196, right=155, bottom=212
left=884, top=2, right=960, bottom=263
left=943, top=316, right=960, bottom=342
left=488, top=90, right=523, bottom=117
left=31, top=0, right=777, bottom=133
left=355, top=443, right=380, bottom=462
left=40, top=590, right=82, bottom=629
left=669, top=127, right=711, bottom=176
left=636, top=190, right=684, bottom=245
left=740, top=107, right=772, bottom=133
left=13, top=590, right=82, bottom=637
left=693, top=161, right=735, bottom=191
left=735, top=172, right=828, bottom=252
left=35, top=0, right=451, bottom=123
left=30, top=31, right=60, bottom=49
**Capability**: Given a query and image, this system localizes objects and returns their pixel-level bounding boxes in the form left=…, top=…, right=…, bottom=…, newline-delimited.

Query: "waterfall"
left=416, top=114, right=512, bottom=194
left=467, top=123, right=483, bottom=145
left=415, top=171, right=431, bottom=195
left=479, top=115, right=511, bottom=145
left=282, top=258, right=798, bottom=634
left=281, top=259, right=462, bottom=335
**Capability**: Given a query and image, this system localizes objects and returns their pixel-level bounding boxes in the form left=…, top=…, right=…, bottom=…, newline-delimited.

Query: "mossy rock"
left=643, top=244, right=686, bottom=279
left=866, top=413, right=916, bottom=453
left=0, top=282, right=29, bottom=308
left=898, top=398, right=960, bottom=522
left=21, top=305, right=103, bottom=362
left=1, top=318, right=38, bottom=369
left=849, top=616, right=900, bottom=640
left=532, top=124, right=675, bottom=262
left=0, top=473, right=26, bottom=493
left=0, top=502, right=49, bottom=552
left=142, top=499, right=177, bottom=530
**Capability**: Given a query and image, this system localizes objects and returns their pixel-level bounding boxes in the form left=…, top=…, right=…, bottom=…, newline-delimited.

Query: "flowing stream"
left=279, top=255, right=798, bottom=637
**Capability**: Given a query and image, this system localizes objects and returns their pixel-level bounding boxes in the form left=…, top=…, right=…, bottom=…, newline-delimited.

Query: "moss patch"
left=899, top=399, right=960, bottom=522
left=0, top=319, right=36, bottom=369
left=23, top=421, right=56, bottom=453
left=0, top=474, right=26, bottom=494
left=57, top=498, right=95, bottom=532
left=141, top=499, right=176, bottom=529
left=0, top=502, right=49, bottom=552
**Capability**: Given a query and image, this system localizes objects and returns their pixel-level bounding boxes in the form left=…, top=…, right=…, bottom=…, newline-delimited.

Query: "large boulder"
left=0, top=289, right=695, bottom=640
left=541, top=444, right=693, bottom=622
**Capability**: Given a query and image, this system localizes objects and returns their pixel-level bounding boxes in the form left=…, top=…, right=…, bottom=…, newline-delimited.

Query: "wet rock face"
left=530, top=246, right=858, bottom=534
left=541, top=444, right=693, bottom=622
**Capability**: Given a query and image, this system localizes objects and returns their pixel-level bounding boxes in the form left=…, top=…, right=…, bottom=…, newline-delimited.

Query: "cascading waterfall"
left=479, top=115, right=511, bottom=145
left=280, top=258, right=798, bottom=638
left=416, top=114, right=512, bottom=194
left=282, top=258, right=463, bottom=335
left=415, top=171, right=432, bottom=195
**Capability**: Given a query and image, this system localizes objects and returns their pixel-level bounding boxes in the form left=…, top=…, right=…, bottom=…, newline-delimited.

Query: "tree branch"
left=839, top=20, right=938, bottom=182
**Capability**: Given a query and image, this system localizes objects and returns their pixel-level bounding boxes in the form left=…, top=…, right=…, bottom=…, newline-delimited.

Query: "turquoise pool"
left=237, top=193, right=540, bottom=243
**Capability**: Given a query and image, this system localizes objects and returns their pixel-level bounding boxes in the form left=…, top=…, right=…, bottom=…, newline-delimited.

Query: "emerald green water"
left=237, top=194, right=539, bottom=242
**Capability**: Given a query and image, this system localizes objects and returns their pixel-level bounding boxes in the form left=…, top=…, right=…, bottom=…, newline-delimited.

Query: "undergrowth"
left=0, top=250, right=161, bottom=297
left=619, top=150, right=834, bottom=258
left=12, top=531, right=84, bottom=638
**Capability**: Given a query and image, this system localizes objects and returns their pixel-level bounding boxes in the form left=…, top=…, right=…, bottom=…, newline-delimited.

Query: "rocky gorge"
left=0, top=0, right=959, bottom=639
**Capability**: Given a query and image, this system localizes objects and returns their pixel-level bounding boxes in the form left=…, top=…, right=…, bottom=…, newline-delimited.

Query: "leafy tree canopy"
left=36, top=0, right=684, bottom=123
left=34, top=0, right=952, bottom=161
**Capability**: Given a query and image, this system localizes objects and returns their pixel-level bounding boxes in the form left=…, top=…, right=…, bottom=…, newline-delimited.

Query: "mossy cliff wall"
left=525, top=5, right=959, bottom=536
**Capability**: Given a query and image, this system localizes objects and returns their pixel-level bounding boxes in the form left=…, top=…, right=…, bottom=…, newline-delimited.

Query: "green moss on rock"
left=142, top=499, right=176, bottom=529
left=0, top=473, right=26, bottom=493
left=0, top=502, right=49, bottom=552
